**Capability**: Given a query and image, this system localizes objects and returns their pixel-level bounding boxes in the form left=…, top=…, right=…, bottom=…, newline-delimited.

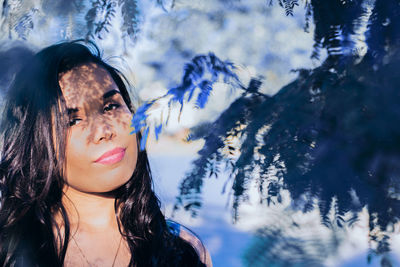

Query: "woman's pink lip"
left=95, top=147, right=126, bottom=165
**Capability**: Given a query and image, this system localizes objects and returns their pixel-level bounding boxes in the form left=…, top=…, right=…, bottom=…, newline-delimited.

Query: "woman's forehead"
left=59, top=62, right=119, bottom=107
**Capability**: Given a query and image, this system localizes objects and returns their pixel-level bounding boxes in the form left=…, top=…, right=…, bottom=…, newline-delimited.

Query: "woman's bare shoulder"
left=177, top=224, right=213, bottom=267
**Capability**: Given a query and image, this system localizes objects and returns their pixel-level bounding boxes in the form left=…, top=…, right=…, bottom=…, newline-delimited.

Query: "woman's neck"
left=59, top=185, right=120, bottom=232
left=54, top=186, right=132, bottom=267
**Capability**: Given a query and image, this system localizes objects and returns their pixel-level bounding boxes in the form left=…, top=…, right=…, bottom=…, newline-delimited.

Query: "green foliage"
left=1, top=0, right=37, bottom=39
left=0, top=0, right=144, bottom=41
left=3, top=0, right=400, bottom=264
left=119, top=0, right=139, bottom=40
left=85, top=0, right=117, bottom=39
left=243, top=218, right=341, bottom=266
left=0, top=0, right=380, bottom=60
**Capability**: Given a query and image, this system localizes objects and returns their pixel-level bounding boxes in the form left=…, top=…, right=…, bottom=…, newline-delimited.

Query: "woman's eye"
left=69, top=118, right=82, bottom=127
left=104, top=103, right=120, bottom=112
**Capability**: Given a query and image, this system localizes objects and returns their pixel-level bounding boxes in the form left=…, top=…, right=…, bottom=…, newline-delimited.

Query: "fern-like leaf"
left=120, top=0, right=139, bottom=40
left=85, top=0, right=116, bottom=40
left=130, top=52, right=248, bottom=150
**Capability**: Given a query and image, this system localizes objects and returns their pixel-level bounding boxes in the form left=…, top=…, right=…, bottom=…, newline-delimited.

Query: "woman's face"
left=58, top=62, right=138, bottom=193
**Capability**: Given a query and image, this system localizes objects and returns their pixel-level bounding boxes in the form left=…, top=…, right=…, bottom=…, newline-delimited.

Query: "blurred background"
left=2, top=0, right=400, bottom=266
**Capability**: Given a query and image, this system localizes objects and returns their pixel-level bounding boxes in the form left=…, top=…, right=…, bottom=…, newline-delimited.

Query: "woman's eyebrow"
left=67, top=90, right=121, bottom=114
left=103, top=89, right=121, bottom=100
left=67, top=108, right=79, bottom=115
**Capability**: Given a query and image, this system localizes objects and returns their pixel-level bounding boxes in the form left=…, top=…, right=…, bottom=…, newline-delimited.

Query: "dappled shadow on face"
left=58, top=63, right=131, bottom=144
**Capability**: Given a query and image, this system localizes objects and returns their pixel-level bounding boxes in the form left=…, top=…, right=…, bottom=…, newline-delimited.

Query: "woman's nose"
left=93, top=117, right=116, bottom=143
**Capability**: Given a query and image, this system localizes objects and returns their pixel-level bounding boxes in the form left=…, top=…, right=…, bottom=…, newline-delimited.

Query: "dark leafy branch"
left=85, top=0, right=117, bottom=40
left=2, top=0, right=400, bottom=264
left=0, top=0, right=143, bottom=41
left=0, top=0, right=386, bottom=61
left=129, top=1, right=400, bottom=263
left=130, top=52, right=254, bottom=150
left=243, top=214, right=343, bottom=266
left=119, top=0, right=139, bottom=40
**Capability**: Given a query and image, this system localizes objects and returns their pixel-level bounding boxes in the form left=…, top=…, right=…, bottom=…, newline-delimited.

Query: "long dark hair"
left=0, top=40, right=204, bottom=266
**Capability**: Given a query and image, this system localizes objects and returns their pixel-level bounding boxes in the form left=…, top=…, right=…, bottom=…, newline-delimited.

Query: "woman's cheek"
left=66, top=131, right=88, bottom=165
left=117, top=108, right=133, bottom=130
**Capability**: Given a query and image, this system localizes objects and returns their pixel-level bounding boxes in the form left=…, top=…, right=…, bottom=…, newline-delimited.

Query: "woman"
left=0, top=40, right=211, bottom=266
